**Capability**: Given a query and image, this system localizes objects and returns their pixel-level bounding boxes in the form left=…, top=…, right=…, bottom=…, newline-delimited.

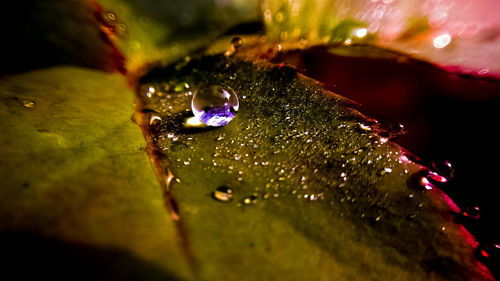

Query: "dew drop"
left=148, top=113, right=162, bottom=127
left=106, top=12, right=117, bottom=22
left=389, top=122, right=405, bottom=135
left=21, top=100, right=36, bottom=109
left=213, top=186, right=233, bottom=202
left=432, top=160, right=454, bottom=180
left=118, top=23, right=127, bottom=32
left=420, top=177, right=433, bottom=190
left=462, top=206, right=480, bottom=219
left=191, top=85, right=239, bottom=127
left=231, top=37, right=243, bottom=50
left=427, top=170, right=448, bottom=183
left=378, top=167, right=392, bottom=176
left=358, top=123, right=372, bottom=132
left=242, top=195, right=257, bottom=205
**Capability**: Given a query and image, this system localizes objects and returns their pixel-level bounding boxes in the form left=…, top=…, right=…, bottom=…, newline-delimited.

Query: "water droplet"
left=118, top=23, right=127, bottom=32
left=432, top=160, right=454, bottom=179
left=22, top=100, right=36, bottom=109
left=420, top=177, right=433, bottom=190
left=191, top=85, right=239, bottom=127
left=106, top=12, right=117, bottom=22
left=382, top=122, right=406, bottom=140
left=378, top=167, right=392, bottom=176
left=242, top=195, right=257, bottom=205
left=213, top=186, right=233, bottom=202
left=433, top=33, right=451, bottom=49
left=462, top=206, right=480, bottom=219
left=427, top=170, right=448, bottom=183
left=231, top=37, right=243, bottom=50
left=149, top=114, right=162, bottom=126
left=358, top=123, right=372, bottom=132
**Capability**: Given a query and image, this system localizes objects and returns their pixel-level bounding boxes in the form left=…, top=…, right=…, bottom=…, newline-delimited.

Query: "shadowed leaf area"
left=0, top=232, right=182, bottom=281
left=137, top=52, right=493, bottom=281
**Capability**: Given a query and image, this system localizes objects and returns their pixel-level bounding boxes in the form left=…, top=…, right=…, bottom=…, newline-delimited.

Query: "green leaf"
left=137, top=52, right=492, bottom=280
left=0, top=67, right=192, bottom=280
left=0, top=0, right=494, bottom=280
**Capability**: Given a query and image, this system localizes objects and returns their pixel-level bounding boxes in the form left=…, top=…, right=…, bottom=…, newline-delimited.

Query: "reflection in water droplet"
left=192, top=85, right=239, bottom=127
left=22, top=100, right=36, bottom=109
left=213, top=186, right=233, bottom=202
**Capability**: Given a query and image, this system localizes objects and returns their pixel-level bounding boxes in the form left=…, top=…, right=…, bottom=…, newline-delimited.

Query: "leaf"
left=137, top=51, right=493, bottom=280
left=0, top=0, right=495, bottom=280
left=0, top=67, right=192, bottom=280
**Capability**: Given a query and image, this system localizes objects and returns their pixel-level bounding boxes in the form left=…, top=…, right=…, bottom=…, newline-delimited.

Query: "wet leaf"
left=137, top=50, right=493, bottom=280
left=0, top=0, right=496, bottom=280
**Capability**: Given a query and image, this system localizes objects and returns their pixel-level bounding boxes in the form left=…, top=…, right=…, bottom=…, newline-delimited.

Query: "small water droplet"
left=378, top=167, right=392, bottom=176
left=213, top=186, right=233, bottom=202
left=389, top=122, right=405, bottom=135
left=116, top=22, right=128, bottom=37
left=191, top=85, right=239, bottom=127
left=358, top=123, right=372, bottom=132
left=149, top=114, right=162, bottom=126
left=427, top=170, right=448, bottom=183
left=462, top=206, right=480, bottom=219
left=420, top=177, right=433, bottom=190
left=106, top=12, right=117, bottom=22
left=118, top=23, right=127, bottom=31
left=432, top=160, right=454, bottom=179
left=22, top=100, right=36, bottom=109
left=231, top=37, right=243, bottom=50
left=242, top=195, right=257, bottom=205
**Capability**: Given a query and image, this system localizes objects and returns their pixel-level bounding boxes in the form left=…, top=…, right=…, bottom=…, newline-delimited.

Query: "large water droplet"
left=213, top=186, right=233, bottom=202
left=191, top=85, right=239, bottom=127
